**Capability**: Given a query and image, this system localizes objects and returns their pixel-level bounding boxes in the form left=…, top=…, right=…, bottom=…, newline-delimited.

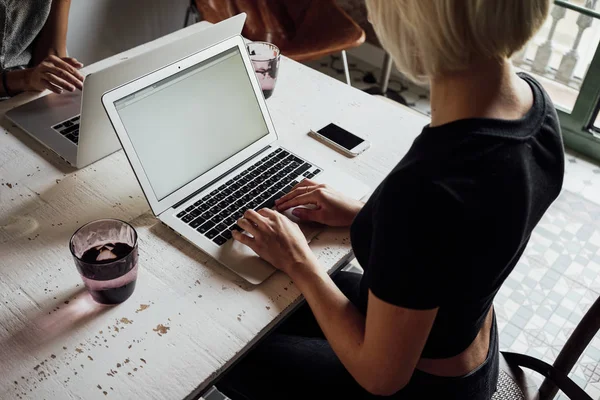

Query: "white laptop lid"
left=102, top=36, right=278, bottom=216
left=76, top=13, right=248, bottom=168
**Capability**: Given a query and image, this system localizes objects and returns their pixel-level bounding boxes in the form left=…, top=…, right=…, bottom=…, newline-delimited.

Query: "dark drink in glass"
left=247, top=42, right=280, bottom=99
left=70, top=219, right=138, bottom=305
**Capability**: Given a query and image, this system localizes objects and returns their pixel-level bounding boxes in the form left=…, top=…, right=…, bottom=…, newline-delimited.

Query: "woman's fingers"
left=50, top=65, right=84, bottom=90
left=62, top=57, right=84, bottom=69
left=291, top=207, right=320, bottom=222
left=257, top=208, right=277, bottom=218
left=276, top=191, right=319, bottom=212
left=237, top=216, right=260, bottom=238
left=49, top=55, right=84, bottom=76
left=232, top=230, right=255, bottom=249
left=43, top=73, right=75, bottom=92
left=287, top=178, right=317, bottom=191
left=48, top=56, right=84, bottom=88
left=275, top=180, right=318, bottom=205
left=43, top=71, right=76, bottom=92
left=41, top=78, right=63, bottom=94
left=44, top=67, right=79, bottom=91
left=275, top=187, right=315, bottom=206
left=243, top=209, right=268, bottom=229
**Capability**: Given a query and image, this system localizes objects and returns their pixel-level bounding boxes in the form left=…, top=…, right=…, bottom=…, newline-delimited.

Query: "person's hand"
left=25, top=55, right=84, bottom=94
left=275, top=179, right=364, bottom=227
left=232, top=208, right=319, bottom=276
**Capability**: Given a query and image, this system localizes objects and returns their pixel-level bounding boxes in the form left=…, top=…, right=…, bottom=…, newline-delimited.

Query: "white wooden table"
left=0, top=37, right=429, bottom=399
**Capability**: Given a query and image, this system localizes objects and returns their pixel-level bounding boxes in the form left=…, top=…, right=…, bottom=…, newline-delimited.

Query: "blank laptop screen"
left=114, top=47, right=269, bottom=201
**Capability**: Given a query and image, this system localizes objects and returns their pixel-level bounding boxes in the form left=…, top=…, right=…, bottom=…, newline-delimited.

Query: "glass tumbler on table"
left=247, top=41, right=281, bottom=99
left=70, top=219, right=139, bottom=305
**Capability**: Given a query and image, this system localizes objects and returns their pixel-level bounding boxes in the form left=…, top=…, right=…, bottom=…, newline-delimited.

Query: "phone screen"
left=317, top=123, right=364, bottom=151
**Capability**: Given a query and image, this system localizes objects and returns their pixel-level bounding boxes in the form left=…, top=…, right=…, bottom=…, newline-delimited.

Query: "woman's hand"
left=232, top=208, right=320, bottom=277
left=275, top=179, right=364, bottom=227
left=25, top=55, right=84, bottom=94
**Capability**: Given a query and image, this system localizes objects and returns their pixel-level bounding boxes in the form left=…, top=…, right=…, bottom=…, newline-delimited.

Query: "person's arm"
left=235, top=180, right=457, bottom=395
left=234, top=208, right=438, bottom=395
left=1, top=69, right=29, bottom=97
left=32, top=0, right=72, bottom=64
left=292, top=266, right=438, bottom=395
left=1, top=0, right=83, bottom=97
left=275, top=179, right=365, bottom=227
left=1, top=55, right=83, bottom=96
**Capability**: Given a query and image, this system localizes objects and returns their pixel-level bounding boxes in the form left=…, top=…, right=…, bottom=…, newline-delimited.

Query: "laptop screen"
left=114, top=47, right=270, bottom=201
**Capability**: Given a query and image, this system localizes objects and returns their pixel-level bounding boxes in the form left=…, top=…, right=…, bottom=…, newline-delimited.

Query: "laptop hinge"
left=173, top=145, right=272, bottom=209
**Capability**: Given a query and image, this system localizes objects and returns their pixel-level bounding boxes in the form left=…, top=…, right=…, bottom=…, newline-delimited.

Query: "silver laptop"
left=5, top=14, right=246, bottom=168
left=102, top=35, right=369, bottom=284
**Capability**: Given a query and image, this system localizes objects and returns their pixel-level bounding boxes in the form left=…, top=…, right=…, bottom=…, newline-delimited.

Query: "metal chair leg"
left=380, top=52, right=393, bottom=94
left=363, top=52, right=407, bottom=105
left=184, top=6, right=192, bottom=28
left=539, top=295, right=600, bottom=400
left=184, top=2, right=200, bottom=28
left=341, top=50, right=352, bottom=86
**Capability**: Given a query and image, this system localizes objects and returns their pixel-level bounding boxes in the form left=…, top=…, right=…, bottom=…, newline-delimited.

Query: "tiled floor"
left=304, top=53, right=600, bottom=399
left=497, top=187, right=600, bottom=399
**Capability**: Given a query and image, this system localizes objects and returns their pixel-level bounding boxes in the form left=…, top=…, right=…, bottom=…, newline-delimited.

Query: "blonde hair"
left=365, top=0, right=550, bottom=83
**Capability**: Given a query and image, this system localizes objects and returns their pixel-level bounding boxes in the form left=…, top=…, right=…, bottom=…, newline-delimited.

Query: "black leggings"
left=218, top=271, right=499, bottom=400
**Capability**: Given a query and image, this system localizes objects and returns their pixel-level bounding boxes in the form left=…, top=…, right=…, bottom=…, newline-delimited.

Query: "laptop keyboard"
left=52, top=115, right=81, bottom=145
left=176, top=148, right=321, bottom=246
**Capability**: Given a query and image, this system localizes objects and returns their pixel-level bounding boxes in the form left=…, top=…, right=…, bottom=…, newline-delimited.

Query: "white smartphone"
left=308, top=123, right=371, bottom=157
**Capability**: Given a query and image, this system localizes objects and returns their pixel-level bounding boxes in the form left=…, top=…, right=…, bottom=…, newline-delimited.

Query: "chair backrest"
left=335, top=0, right=381, bottom=46
left=539, top=295, right=600, bottom=399
left=194, top=0, right=314, bottom=48
left=496, top=294, right=599, bottom=399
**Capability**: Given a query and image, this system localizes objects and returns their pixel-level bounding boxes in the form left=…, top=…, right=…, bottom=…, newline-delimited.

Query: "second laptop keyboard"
left=176, top=148, right=321, bottom=246
left=52, top=115, right=81, bottom=145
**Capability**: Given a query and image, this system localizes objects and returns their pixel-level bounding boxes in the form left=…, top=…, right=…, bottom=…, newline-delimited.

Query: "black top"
left=350, top=73, right=564, bottom=359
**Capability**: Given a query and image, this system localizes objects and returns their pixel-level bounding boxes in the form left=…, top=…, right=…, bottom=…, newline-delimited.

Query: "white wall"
left=66, top=0, right=190, bottom=66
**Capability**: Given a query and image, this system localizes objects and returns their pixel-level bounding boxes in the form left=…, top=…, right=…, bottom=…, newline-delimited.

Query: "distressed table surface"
left=0, top=36, right=429, bottom=399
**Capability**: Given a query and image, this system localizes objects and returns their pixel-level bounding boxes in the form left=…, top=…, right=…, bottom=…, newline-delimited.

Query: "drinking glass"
left=247, top=42, right=281, bottom=99
left=70, top=219, right=138, bottom=305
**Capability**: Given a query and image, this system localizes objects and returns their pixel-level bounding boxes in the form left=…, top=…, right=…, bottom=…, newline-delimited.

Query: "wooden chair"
left=493, top=295, right=600, bottom=400
left=184, top=0, right=365, bottom=86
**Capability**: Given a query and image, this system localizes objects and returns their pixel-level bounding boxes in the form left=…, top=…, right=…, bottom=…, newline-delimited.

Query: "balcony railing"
left=512, top=0, right=600, bottom=114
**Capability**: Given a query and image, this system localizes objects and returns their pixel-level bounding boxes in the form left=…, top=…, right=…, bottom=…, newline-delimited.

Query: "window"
left=512, top=0, right=600, bottom=160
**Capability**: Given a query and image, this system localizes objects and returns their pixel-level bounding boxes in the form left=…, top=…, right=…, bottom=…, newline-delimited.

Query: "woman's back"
left=219, top=1, right=562, bottom=399
left=350, top=72, right=563, bottom=398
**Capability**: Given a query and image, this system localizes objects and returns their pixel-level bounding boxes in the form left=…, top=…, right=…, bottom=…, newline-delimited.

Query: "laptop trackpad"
left=218, top=239, right=277, bottom=285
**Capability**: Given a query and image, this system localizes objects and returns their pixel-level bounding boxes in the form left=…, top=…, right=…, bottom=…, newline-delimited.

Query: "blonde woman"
left=220, top=1, right=562, bottom=399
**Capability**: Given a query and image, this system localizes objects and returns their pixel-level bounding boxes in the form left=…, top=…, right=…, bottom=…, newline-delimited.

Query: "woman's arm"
left=234, top=209, right=438, bottom=396
left=1, top=56, right=83, bottom=96
left=1, top=0, right=83, bottom=97
left=291, top=265, right=438, bottom=396
left=275, top=179, right=364, bottom=228
left=32, top=0, right=72, bottom=64
left=1, top=70, right=29, bottom=97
